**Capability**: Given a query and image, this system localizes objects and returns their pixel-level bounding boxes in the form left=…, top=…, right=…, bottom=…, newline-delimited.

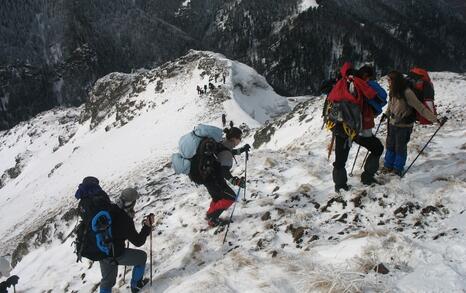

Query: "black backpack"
left=74, top=193, right=116, bottom=262
left=189, top=138, right=228, bottom=184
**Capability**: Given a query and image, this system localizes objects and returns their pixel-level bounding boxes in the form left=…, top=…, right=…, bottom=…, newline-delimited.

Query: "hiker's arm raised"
left=127, top=217, right=150, bottom=247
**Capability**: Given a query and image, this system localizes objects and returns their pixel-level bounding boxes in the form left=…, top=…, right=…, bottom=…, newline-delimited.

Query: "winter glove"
left=142, top=213, right=155, bottom=228
left=438, top=116, right=448, bottom=126
left=240, top=144, right=251, bottom=154
left=230, top=176, right=246, bottom=188
left=6, top=275, right=19, bottom=286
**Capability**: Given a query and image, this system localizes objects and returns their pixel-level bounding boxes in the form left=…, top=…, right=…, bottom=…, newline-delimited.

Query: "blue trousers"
left=384, top=124, right=413, bottom=171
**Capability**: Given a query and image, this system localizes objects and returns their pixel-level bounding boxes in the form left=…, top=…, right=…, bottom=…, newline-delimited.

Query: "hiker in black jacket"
left=98, top=187, right=154, bottom=293
left=204, top=127, right=250, bottom=227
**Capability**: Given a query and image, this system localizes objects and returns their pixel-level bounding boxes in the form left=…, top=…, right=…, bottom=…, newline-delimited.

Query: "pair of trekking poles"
left=349, top=118, right=384, bottom=177
left=349, top=116, right=447, bottom=177
left=120, top=148, right=250, bottom=286
left=222, top=150, right=249, bottom=245
left=122, top=213, right=155, bottom=288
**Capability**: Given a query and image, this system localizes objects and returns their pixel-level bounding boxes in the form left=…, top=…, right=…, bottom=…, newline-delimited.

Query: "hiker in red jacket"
left=327, top=62, right=384, bottom=192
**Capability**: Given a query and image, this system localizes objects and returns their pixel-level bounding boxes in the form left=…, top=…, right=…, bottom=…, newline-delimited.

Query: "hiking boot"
left=361, top=175, right=380, bottom=186
left=335, top=184, right=351, bottom=193
left=361, top=172, right=380, bottom=186
left=131, top=278, right=149, bottom=293
left=207, top=217, right=230, bottom=227
left=380, top=167, right=393, bottom=174
left=393, top=169, right=403, bottom=177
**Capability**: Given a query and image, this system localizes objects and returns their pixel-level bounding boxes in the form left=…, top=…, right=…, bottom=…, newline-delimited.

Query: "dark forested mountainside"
left=1, top=0, right=465, bottom=129
left=198, top=0, right=466, bottom=95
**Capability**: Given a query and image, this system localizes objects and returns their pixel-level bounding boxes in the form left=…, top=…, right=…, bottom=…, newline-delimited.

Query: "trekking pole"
left=349, top=145, right=361, bottom=177
left=402, top=120, right=446, bottom=178
left=150, top=216, right=153, bottom=288
left=123, top=241, right=129, bottom=283
left=242, top=150, right=249, bottom=201
left=360, top=117, right=384, bottom=169
left=327, top=133, right=335, bottom=161
left=222, top=187, right=242, bottom=245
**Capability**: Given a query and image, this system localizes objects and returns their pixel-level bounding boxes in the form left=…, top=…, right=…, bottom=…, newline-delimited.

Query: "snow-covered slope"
left=0, top=50, right=289, bottom=260
left=1, top=65, right=465, bottom=292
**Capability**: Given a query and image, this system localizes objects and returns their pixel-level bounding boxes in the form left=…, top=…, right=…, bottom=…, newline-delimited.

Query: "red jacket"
left=328, top=62, right=377, bottom=130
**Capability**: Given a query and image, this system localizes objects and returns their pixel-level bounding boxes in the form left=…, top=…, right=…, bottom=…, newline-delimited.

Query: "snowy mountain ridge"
left=0, top=50, right=289, bottom=256
left=0, top=53, right=465, bottom=292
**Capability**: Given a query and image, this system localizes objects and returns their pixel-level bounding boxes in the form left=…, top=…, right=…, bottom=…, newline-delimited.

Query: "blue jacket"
left=366, top=80, right=387, bottom=116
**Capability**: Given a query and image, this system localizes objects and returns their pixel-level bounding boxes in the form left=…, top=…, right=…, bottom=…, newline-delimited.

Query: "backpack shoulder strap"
left=215, top=143, right=230, bottom=154
left=192, top=130, right=203, bottom=139
left=216, top=143, right=239, bottom=165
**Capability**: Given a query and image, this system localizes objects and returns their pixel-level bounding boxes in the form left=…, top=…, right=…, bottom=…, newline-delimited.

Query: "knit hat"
left=120, top=188, right=139, bottom=203
left=74, top=176, right=102, bottom=199
left=82, top=176, right=99, bottom=185
left=118, top=188, right=139, bottom=218
left=224, top=127, right=242, bottom=140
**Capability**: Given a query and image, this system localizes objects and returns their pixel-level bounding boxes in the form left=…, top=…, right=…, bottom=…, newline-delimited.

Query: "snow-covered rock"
left=298, top=0, right=319, bottom=12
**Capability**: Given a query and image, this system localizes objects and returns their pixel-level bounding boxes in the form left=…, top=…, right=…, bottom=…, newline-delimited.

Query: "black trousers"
left=333, top=128, right=384, bottom=187
left=203, top=179, right=236, bottom=201
left=203, top=178, right=237, bottom=219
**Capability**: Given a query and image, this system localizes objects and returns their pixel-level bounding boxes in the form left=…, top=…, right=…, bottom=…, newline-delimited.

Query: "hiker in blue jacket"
left=75, top=177, right=153, bottom=293
left=355, top=65, right=386, bottom=185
